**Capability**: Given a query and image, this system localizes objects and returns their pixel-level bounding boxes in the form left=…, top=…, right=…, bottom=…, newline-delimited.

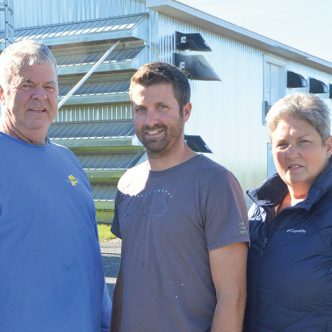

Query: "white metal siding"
left=149, top=12, right=268, bottom=196
left=147, top=11, right=332, bottom=199
left=6, top=2, right=332, bottom=200
left=12, top=0, right=146, bottom=28
left=285, top=61, right=332, bottom=109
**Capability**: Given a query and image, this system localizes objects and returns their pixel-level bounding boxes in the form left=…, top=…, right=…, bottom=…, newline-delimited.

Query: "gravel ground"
left=101, top=238, right=122, bottom=297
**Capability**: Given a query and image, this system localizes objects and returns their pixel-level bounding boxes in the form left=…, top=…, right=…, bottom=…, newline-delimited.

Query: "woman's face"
left=271, top=115, right=332, bottom=197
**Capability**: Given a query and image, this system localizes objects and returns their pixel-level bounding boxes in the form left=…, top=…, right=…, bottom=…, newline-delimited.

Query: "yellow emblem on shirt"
left=68, top=175, right=79, bottom=186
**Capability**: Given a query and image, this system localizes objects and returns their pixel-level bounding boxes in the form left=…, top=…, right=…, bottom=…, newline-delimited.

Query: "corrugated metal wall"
left=285, top=61, right=332, bottom=111
left=12, top=0, right=146, bottom=28
left=7, top=1, right=332, bottom=199
left=149, top=11, right=268, bottom=197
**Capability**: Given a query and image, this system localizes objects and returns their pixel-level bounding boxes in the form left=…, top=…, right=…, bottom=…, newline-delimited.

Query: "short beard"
left=138, top=122, right=184, bottom=159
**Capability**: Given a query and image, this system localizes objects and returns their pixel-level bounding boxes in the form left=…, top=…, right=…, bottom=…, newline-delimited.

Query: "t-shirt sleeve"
left=203, top=169, right=249, bottom=251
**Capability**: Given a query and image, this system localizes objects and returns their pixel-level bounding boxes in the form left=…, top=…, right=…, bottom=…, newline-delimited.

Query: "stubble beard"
left=138, top=123, right=184, bottom=159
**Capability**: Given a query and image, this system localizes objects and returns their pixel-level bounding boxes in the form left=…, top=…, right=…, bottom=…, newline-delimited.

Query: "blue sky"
left=178, top=0, right=332, bottom=63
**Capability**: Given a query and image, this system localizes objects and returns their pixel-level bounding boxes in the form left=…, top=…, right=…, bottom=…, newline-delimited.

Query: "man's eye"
left=277, top=142, right=288, bottom=149
left=21, top=83, right=33, bottom=88
left=135, top=107, right=146, bottom=113
left=45, top=85, right=56, bottom=91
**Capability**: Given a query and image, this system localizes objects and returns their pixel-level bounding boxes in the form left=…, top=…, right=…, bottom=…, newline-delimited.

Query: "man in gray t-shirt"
left=111, top=62, right=249, bottom=332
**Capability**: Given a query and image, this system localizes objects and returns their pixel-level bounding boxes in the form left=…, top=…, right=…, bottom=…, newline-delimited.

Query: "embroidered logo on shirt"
left=239, top=221, right=249, bottom=235
left=286, top=228, right=306, bottom=234
left=67, top=175, right=79, bottom=186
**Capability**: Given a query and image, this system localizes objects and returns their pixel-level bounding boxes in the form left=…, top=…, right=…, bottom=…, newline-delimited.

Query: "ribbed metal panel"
left=49, top=120, right=134, bottom=138
left=56, top=45, right=144, bottom=68
left=1, top=13, right=148, bottom=47
left=59, top=78, right=129, bottom=97
left=78, top=151, right=144, bottom=169
left=149, top=11, right=176, bottom=63
left=56, top=45, right=146, bottom=76
left=12, top=0, right=147, bottom=28
left=92, top=184, right=118, bottom=201
left=55, top=104, right=132, bottom=122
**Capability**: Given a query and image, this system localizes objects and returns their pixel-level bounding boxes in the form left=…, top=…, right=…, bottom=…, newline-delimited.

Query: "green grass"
left=97, top=223, right=117, bottom=242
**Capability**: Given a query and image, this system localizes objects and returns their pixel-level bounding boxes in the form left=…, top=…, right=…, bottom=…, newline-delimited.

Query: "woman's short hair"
left=266, top=93, right=331, bottom=142
left=0, top=40, right=57, bottom=89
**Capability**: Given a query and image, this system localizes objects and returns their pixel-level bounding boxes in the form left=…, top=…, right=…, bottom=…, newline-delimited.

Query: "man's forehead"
left=15, top=64, right=57, bottom=81
left=132, top=83, right=174, bottom=98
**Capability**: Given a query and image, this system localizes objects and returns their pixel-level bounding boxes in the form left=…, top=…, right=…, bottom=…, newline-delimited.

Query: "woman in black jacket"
left=244, top=93, right=332, bottom=332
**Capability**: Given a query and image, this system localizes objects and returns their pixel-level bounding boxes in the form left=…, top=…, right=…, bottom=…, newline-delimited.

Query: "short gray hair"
left=0, top=40, right=57, bottom=89
left=266, top=93, right=331, bottom=142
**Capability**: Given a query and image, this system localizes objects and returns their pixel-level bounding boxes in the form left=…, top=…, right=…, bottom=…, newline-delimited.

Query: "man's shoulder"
left=192, top=155, right=231, bottom=179
left=121, top=160, right=149, bottom=178
left=0, top=131, right=18, bottom=145
left=194, top=154, right=226, bottom=170
left=117, top=160, right=149, bottom=193
left=50, top=140, right=78, bottom=157
left=50, top=140, right=71, bottom=151
left=191, top=156, right=245, bottom=196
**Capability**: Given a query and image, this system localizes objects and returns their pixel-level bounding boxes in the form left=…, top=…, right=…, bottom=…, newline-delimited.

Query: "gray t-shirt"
left=112, top=154, right=249, bottom=332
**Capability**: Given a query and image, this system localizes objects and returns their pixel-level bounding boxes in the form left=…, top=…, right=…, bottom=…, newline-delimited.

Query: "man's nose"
left=32, top=85, right=47, bottom=100
left=144, top=109, right=160, bottom=127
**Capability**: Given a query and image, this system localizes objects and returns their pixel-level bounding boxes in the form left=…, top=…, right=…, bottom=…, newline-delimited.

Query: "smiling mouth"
left=145, top=128, right=163, bottom=136
left=288, top=164, right=303, bottom=170
left=27, top=108, right=48, bottom=115
left=143, top=125, right=166, bottom=137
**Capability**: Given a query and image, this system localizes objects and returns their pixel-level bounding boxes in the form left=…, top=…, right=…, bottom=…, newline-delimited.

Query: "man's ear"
left=0, top=86, right=4, bottom=105
left=182, top=102, right=192, bottom=122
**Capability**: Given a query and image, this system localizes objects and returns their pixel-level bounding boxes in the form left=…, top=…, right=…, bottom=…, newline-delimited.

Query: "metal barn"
left=1, top=0, right=332, bottom=221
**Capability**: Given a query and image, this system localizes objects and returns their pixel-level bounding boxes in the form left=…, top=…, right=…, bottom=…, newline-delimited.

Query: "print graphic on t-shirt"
left=125, top=189, right=173, bottom=217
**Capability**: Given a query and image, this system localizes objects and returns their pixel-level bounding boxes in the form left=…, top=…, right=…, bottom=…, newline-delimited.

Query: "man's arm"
left=209, top=242, right=248, bottom=332
left=100, top=282, right=112, bottom=332
left=110, top=265, right=123, bottom=332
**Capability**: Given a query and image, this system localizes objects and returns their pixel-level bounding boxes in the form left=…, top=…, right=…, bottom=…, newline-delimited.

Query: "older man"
left=0, top=40, right=111, bottom=332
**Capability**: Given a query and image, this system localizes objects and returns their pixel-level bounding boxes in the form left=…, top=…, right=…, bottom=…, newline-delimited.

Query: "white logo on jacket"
left=286, top=228, right=306, bottom=234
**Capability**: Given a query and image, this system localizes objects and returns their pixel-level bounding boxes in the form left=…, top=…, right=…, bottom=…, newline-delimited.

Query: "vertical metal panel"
left=12, top=0, right=146, bottom=28
left=55, top=103, right=132, bottom=122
